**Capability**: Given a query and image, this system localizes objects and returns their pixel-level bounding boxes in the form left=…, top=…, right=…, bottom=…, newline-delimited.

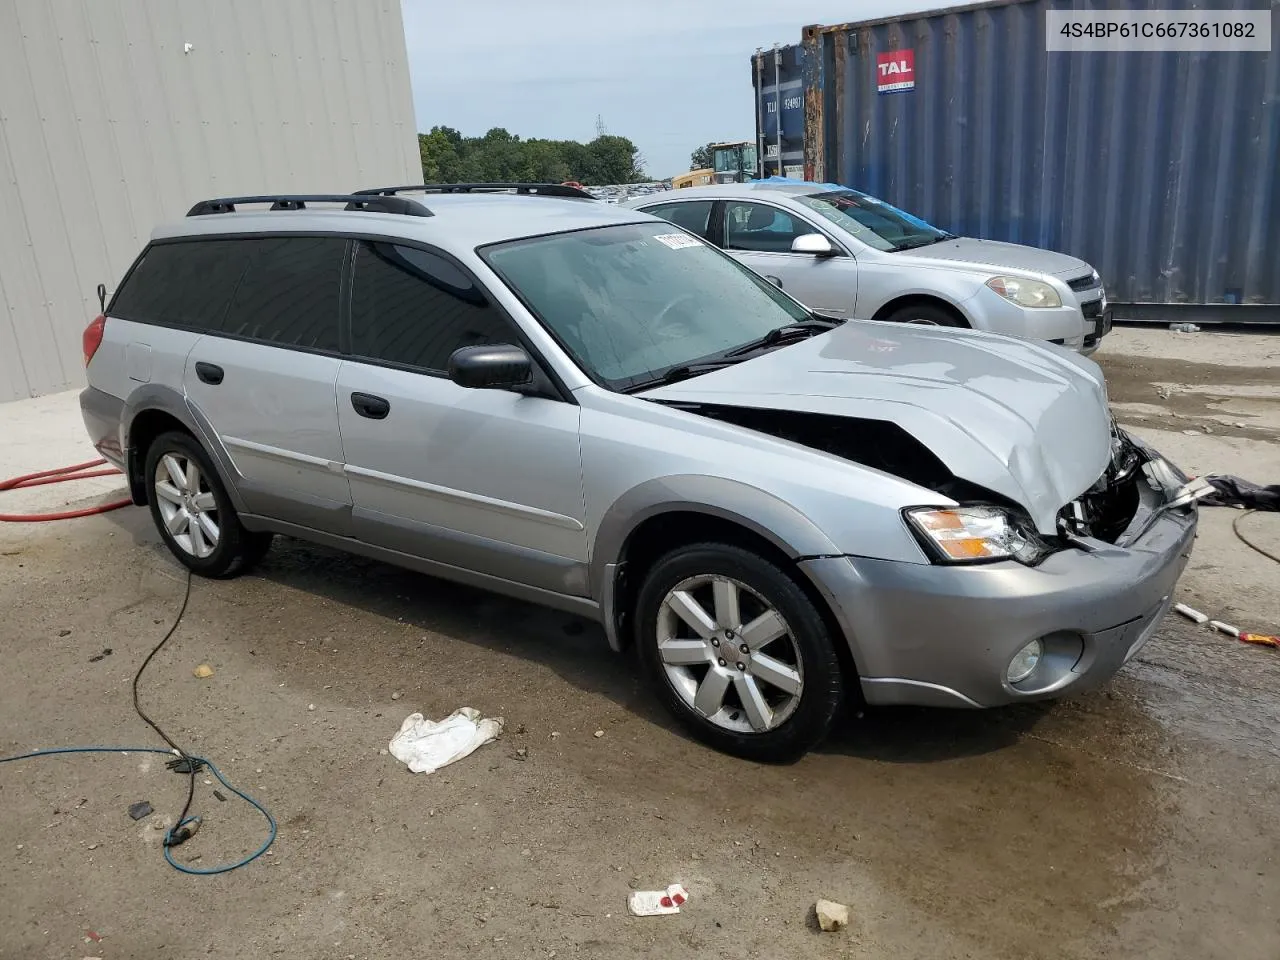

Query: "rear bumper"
left=800, top=475, right=1198, bottom=709
left=79, top=386, right=127, bottom=472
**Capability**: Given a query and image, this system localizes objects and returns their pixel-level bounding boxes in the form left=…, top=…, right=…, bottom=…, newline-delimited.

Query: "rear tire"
left=884, top=303, right=965, bottom=327
left=635, top=542, right=844, bottom=762
left=144, top=431, right=271, bottom=578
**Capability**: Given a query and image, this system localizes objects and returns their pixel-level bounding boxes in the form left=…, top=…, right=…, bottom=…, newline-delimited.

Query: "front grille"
left=1081, top=299, right=1102, bottom=319
left=1068, top=273, right=1098, bottom=292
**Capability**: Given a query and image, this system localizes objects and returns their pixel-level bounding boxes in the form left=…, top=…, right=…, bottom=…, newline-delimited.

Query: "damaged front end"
left=658, top=399, right=1205, bottom=565
left=1059, top=422, right=1212, bottom=546
left=652, top=402, right=1021, bottom=509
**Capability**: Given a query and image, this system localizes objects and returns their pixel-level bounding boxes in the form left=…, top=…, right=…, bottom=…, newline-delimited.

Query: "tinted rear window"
left=109, top=236, right=344, bottom=352
left=110, top=239, right=252, bottom=330
left=222, top=237, right=344, bottom=351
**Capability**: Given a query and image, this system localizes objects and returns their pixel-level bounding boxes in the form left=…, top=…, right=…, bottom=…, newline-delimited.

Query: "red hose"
left=0, top=458, right=134, bottom=522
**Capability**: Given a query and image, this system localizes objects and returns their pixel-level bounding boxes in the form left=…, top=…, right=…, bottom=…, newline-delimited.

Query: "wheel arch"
left=872, top=293, right=972, bottom=328
left=591, top=477, right=852, bottom=663
left=123, top=385, right=246, bottom=512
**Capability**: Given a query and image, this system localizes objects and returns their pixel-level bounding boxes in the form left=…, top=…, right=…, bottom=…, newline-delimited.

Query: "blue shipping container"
left=751, top=0, right=1280, bottom=319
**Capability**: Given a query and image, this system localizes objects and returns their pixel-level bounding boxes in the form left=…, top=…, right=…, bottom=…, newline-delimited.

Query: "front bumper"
left=801, top=461, right=1198, bottom=709
left=965, top=286, right=1112, bottom=356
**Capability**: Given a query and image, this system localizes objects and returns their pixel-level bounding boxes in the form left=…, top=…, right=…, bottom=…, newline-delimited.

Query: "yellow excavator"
left=709, top=141, right=758, bottom=184
left=672, top=142, right=758, bottom=189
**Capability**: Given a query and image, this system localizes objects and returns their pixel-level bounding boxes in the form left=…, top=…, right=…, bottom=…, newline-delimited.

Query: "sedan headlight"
left=986, top=276, right=1062, bottom=309
left=905, top=505, right=1054, bottom=565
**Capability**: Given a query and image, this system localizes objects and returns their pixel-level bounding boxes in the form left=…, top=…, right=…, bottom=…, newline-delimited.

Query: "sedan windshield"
left=481, top=222, right=811, bottom=391
left=794, top=189, right=951, bottom=252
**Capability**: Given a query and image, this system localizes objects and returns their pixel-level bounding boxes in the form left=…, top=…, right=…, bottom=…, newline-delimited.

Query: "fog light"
left=1007, top=639, right=1043, bottom=684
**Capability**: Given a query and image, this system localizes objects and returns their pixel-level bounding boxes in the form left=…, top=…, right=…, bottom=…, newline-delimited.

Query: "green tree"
left=418, top=127, right=646, bottom=186
left=690, top=142, right=716, bottom=171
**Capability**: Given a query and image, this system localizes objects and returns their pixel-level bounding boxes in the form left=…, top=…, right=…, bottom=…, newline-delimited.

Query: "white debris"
left=628, top=883, right=688, bottom=917
left=1174, top=603, right=1209, bottom=624
left=815, top=898, right=850, bottom=932
left=1208, top=620, right=1240, bottom=638
left=388, top=708, right=504, bottom=774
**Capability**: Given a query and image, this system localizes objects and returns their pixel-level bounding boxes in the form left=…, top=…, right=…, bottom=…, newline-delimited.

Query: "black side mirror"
left=447, top=344, right=533, bottom=390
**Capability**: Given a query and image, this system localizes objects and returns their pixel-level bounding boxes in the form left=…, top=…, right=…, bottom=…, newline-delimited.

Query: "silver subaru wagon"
left=81, top=184, right=1198, bottom=761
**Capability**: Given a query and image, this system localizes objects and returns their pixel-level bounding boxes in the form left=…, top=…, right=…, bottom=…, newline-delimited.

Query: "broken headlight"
left=1109, top=416, right=1141, bottom=481
left=905, top=506, right=1055, bottom=566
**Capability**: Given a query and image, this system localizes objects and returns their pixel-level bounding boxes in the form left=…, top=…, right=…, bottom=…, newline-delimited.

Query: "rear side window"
left=110, top=239, right=252, bottom=330
left=349, top=241, right=515, bottom=372
left=110, top=235, right=345, bottom=352
left=643, top=200, right=713, bottom=239
left=221, top=237, right=344, bottom=351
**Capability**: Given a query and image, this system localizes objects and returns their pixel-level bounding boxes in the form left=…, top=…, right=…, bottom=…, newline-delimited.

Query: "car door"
left=719, top=200, right=856, bottom=316
left=336, top=239, right=589, bottom=597
left=182, top=235, right=353, bottom=535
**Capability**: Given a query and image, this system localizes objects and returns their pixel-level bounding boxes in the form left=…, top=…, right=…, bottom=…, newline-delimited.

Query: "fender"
left=590, top=475, right=844, bottom=651
left=121, top=383, right=249, bottom=514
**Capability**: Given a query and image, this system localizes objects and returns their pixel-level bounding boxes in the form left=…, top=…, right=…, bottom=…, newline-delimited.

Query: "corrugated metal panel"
left=0, top=0, right=420, bottom=401
left=752, top=44, right=807, bottom=178
left=754, top=0, right=1279, bottom=312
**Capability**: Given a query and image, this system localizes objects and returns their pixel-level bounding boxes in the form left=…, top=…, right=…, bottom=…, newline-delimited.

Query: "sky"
left=400, top=0, right=945, bottom=178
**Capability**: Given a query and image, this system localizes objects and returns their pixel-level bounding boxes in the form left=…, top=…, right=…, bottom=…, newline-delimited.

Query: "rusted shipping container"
left=751, top=0, right=1279, bottom=321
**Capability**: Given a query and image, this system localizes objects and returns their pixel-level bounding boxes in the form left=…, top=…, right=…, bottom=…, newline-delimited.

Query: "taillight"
left=83, top=314, right=106, bottom=366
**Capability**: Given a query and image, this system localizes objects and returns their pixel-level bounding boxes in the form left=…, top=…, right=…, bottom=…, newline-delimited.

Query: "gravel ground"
left=1, top=326, right=1278, bottom=960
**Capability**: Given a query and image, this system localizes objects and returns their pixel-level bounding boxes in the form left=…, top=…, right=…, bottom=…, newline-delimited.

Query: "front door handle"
left=195, top=362, right=224, bottom=385
left=350, top=392, right=390, bottom=420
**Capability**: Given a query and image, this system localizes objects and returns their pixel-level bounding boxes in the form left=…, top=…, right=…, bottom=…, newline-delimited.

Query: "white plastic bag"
left=388, top=707, right=504, bottom=774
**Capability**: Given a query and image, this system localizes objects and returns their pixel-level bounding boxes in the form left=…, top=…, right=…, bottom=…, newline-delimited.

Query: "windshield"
left=482, top=222, right=810, bottom=391
left=713, top=145, right=757, bottom=174
left=794, top=189, right=949, bottom=251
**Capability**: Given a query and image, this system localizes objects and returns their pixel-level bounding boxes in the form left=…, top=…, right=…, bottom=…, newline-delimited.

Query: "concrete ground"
left=1, top=327, right=1277, bottom=960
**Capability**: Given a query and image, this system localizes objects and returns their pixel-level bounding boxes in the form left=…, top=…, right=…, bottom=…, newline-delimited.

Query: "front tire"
left=883, top=303, right=965, bottom=327
left=144, top=431, right=272, bottom=578
left=635, top=543, right=844, bottom=762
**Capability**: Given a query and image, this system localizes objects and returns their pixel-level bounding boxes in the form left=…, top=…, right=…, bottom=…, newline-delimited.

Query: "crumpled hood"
left=895, top=237, right=1093, bottom=280
left=641, top=322, right=1112, bottom=534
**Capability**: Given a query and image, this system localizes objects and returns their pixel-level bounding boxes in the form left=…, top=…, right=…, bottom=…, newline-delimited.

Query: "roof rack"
left=354, top=182, right=595, bottom=200
left=185, top=194, right=433, bottom=217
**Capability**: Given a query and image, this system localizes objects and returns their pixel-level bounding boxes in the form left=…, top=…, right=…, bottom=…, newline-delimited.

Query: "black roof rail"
left=185, top=194, right=433, bottom=217
left=353, top=182, right=595, bottom=200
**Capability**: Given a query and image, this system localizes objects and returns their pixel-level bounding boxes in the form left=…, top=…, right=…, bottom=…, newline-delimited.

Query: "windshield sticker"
left=653, top=233, right=702, bottom=250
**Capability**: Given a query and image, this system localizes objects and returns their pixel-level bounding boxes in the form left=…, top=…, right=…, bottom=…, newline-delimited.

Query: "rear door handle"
left=350, top=392, right=390, bottom=420
left=195, top=362, right=224, bottom=385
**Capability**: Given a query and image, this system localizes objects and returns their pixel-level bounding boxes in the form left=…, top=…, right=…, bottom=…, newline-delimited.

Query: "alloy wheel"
left=656, top=574, right=804, bottom=734
left=153, top=453, right=219, bottom=559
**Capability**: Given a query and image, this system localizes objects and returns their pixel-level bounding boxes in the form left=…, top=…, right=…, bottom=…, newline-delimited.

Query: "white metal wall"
left=0, top=0, right=421, bottom=401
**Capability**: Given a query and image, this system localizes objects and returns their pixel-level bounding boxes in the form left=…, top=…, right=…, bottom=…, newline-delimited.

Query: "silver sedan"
left=624, top=181, right=1112, bottom=355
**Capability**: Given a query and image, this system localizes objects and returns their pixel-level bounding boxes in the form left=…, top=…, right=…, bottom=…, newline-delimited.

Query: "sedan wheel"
left=885, top=303, right=964, bottom=328
left=657, top=575, right=804, bottom=734
left=154, top=453, right=220, bottom=559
